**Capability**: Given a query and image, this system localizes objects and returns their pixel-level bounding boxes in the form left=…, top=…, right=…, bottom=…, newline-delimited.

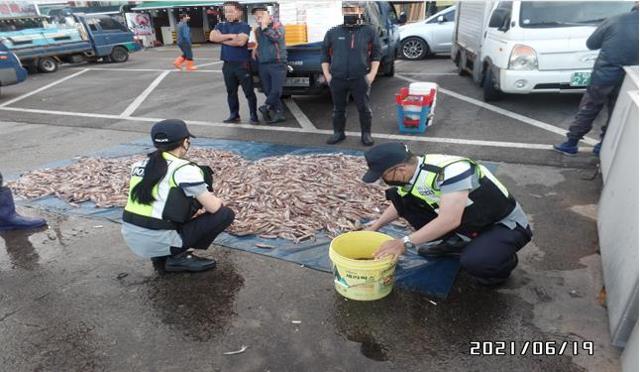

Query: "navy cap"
left=362, top=142, right=412, bottom=183
left=150, top=119, right=195, bottom=148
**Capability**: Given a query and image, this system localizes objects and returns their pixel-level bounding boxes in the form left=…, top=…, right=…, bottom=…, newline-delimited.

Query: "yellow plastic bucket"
left=329, top=231, right=397, bottom=301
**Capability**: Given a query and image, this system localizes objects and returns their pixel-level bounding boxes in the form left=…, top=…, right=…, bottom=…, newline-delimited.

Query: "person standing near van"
left=174, top=13, right=197, bottom=71
left=252, top=7, right=287, bottom=124
left=209, top=1, right=259, bottom=124
left=321, top=1, right=383, bottom=147
left=553, top=5, right=639, bottom=156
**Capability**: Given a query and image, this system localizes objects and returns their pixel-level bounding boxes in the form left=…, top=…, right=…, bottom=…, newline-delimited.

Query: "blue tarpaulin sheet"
left=12, top=138, right=470, bottom=298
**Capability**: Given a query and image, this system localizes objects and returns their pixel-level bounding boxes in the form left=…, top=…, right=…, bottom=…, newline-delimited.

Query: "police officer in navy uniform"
left=321, top=1, right=383, bottom=146
left=121, top=119, right=235, bottom=272
left=362, top=142, right=532, bottom=286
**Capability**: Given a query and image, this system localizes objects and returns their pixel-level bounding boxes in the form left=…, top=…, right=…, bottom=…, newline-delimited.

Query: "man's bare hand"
left=373, top=239, right=405, bottom=260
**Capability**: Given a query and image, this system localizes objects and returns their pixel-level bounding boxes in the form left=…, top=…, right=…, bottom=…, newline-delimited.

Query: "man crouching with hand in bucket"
left=361, top=142, right=532, bottom=286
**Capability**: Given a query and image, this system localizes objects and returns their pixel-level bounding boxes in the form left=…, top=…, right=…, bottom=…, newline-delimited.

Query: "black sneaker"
left=165, top=252, right=217, bottom=272
left=361, top=132, right=374, bottom=146
left=417, top=238, right=467, bottom=258
left=268, top=111, right=286, bottom=124
left=250, top=117, right=260, bottom=125
left=258, top=105, right=272, bottom=122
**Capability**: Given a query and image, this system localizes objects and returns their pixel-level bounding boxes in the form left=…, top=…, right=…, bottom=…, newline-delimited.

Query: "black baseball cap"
left=150, top=119, right=195, bottom=148
left=362, top=142, right=412, bottom=183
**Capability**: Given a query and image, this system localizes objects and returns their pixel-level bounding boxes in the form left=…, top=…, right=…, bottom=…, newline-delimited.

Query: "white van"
left=451, top=1, right=634, bottom=101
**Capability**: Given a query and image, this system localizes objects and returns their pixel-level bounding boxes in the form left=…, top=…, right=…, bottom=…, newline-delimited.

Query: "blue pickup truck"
left=0, top=41, right=27, bottom=96
left=0, top=14, right=140, bottom=73
left=253, top=1, right=405, bottom=95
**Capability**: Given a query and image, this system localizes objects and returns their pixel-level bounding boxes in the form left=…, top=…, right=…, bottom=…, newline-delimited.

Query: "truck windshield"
left=520, top=1, right=633, bottom=28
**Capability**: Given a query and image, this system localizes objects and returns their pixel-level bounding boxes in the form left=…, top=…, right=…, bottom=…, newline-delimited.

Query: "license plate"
left=570, top=72, right=591, bottom=87
left=284, top=77, right=309, bottom=87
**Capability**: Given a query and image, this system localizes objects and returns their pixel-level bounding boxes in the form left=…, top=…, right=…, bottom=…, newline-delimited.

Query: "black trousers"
left=329, top=76, right=372, bottom=133
left=567, top=83, right=620, bottom=141
left=170, top=206, right=235, bottom=255
left=386, top=189, right=532, bottom=280
left=222, top=61, right=258, bottom=119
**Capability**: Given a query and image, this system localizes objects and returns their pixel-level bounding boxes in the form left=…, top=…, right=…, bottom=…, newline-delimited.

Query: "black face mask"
left=384, top=180, right=409, bottom=187
left=344, top=14, right=361, bottom=26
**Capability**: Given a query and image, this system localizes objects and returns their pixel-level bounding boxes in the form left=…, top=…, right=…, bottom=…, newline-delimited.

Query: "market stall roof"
left=132, top=0, right=273, bottom=11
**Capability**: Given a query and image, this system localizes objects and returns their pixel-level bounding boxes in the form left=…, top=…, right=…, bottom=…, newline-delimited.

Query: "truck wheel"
left=482, top=67, right=502, bottom=102
left=456, top=52, right=467, bottom=76
left=383, top=58, right=395, bottom=77
left=110, top=46, right=129, bottom=63
left=401, top=37, right=428, bottom=60
left=37, top=58, right=59, bottom=73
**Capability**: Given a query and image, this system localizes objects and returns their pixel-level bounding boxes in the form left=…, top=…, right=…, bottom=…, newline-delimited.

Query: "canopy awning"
left=132, top=1, right=272, bottom=11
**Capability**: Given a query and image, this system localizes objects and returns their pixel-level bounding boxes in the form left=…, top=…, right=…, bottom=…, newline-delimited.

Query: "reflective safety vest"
left=122, top=152, right=203, bottom=230
left=397, top=154, right=516, bottom=235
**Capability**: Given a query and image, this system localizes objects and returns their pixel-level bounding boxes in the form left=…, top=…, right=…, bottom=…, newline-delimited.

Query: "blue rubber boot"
left=553, top=139, right=579, bottom=156
left=593, top=142, right=602, bottom=157
left=0, top=187, right=47, bottom=231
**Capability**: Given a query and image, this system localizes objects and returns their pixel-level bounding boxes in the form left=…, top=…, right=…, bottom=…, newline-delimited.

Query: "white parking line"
left=120, top=70, right=171, bottom=118
left=85, top=67, right=169, bottom=72
left=194, top=61, right=223, bottom=68
left=399, top=72, right=458, bottom=76
left=396, top=74, right=599, bottom=145
left=0, top=68, right=89, bottom=108
left=284, top=98, right=317, bottom=130
left=0, top=105, right=591, bottom=151
left=79, top=67, right=222, bottom=74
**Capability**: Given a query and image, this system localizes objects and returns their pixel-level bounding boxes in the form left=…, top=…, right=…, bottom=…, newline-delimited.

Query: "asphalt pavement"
left=0, top=45, right=617, bottom=371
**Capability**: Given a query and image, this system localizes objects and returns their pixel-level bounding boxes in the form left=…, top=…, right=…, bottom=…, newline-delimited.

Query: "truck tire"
left=37, top=57, right=59, bottom=73
left=401, top=37, right=428, bottom=60
left=482, top=67, right=502, bottom=102
left=109, top=46, right=129, bottom=63
left=383, top=58, right=395, bottom=77
left=455, top=52, right=467, bottom=76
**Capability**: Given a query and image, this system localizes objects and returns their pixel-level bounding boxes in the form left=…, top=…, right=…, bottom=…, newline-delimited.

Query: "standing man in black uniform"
left=321, top=2, right=382, bottom=146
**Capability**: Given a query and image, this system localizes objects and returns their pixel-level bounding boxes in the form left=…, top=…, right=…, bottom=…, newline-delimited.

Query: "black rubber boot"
left=326, top=132, right=346, bottom=145
left=417, top=236, right=468, bottom=258
left=361, top=131, right=374, bottom=146
left=0, top=187, right=47, bottom=231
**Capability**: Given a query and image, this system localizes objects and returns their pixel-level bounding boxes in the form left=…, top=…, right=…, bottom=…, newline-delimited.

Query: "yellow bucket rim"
left=329, top=231, right=395, bottom=270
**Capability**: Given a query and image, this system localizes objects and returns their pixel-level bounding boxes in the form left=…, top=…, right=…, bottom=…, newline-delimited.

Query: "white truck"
left=451, top=1, right=634, bottom=101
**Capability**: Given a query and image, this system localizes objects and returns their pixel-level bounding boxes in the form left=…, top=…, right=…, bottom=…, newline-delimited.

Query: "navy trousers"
left=386, top=189, right=532, bottom=280
left=258, top=63, right=287, bottom=113
left=178, top=43, right=193, bottom=60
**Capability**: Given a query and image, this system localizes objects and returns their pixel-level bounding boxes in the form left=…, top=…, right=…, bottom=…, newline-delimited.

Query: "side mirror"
left=437, top=15, right=445, bottom=23
left=398, top=12, right=407, bottom=25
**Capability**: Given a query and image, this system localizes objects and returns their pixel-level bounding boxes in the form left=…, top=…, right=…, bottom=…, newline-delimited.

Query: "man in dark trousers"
left=174, top=13, right=197, bottom=71
left=554, top=5, right=639, bottom=156
left=321, top=1, right=382, bottom=146
left=252, top=7, right=287, bottom=124
left=209, top=1, right=259, bottom=124
left=362, top=142, right=532, bottom=286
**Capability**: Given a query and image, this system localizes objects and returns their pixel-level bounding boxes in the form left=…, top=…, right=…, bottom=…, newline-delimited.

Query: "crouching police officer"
left=121, top=119, right=235, bottom=272
left=362, top=143, right=532, bottom=286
